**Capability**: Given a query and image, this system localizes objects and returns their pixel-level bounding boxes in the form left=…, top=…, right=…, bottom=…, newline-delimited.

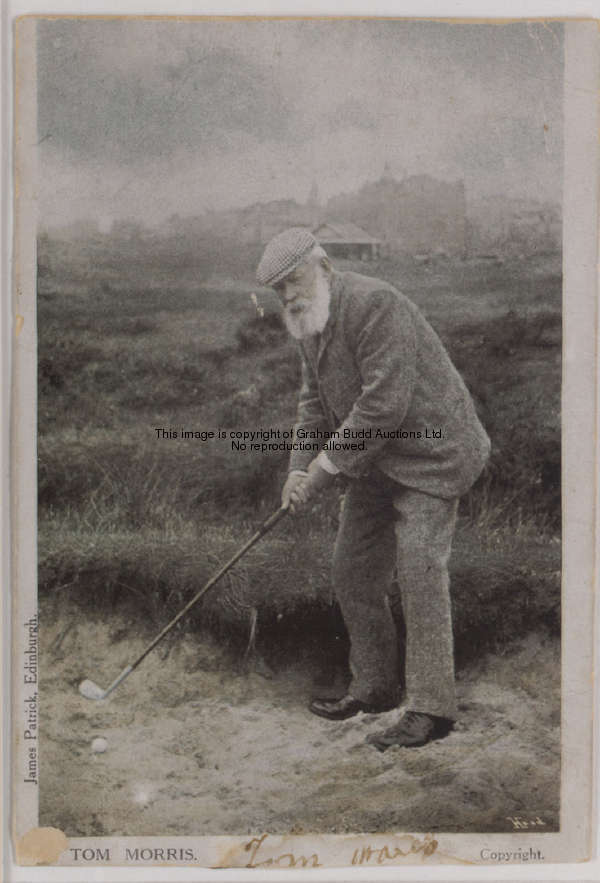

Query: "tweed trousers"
left=332, top=473, right=459, bottom=721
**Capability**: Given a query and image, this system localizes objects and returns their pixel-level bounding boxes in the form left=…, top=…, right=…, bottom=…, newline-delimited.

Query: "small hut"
left=313, top=221, right=381, bottom=261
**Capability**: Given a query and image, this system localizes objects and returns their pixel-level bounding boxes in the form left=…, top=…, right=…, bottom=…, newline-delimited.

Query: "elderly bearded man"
left=256, top=228, right=490, bottom=750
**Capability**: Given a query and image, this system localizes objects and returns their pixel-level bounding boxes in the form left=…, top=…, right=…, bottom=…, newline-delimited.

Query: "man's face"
left=275, top=259, right=330, bottom=340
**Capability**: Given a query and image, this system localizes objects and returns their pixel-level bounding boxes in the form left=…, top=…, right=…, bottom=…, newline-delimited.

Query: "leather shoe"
left=366, top=710, right=454, bottom=751
left=309, top=694, right=397, bottom=721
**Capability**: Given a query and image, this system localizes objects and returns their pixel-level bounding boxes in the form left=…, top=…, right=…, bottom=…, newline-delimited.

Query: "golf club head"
left=79, top=679, right=106, bottom=700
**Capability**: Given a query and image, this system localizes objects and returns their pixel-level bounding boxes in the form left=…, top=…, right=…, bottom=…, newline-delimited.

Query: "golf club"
left=79, top=505, right=289, bottom=701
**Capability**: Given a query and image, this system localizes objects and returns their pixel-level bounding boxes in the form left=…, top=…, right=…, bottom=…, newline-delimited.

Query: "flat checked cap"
left=256, top=228, right=317, bottom=287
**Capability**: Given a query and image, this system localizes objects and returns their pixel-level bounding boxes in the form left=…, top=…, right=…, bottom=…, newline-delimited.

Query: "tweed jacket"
left=289, top=270, right=490, bottom=500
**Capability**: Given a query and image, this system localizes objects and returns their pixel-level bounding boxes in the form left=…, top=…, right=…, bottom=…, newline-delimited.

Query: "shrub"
left=235, top=311, right=288, bottom=352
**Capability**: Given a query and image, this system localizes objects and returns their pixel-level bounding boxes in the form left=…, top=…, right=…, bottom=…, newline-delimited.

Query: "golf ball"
left=91, top=737, right=108, bottom=754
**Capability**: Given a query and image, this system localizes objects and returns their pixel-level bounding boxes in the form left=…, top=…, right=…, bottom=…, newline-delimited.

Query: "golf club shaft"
left=128, top=505, right=289, bottom=673
left=101, top=665, right=133, bottom=699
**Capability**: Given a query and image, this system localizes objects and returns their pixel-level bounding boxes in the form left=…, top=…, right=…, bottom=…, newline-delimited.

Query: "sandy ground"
left=39, top=611, right=559, bottom=837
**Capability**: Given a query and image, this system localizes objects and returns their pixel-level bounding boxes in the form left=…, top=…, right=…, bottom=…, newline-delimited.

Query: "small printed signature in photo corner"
left=480, top=816, right=546, bottom=862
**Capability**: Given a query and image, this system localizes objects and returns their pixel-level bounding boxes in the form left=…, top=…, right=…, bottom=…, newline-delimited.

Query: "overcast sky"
left=36, top=18, right=563, bottom=230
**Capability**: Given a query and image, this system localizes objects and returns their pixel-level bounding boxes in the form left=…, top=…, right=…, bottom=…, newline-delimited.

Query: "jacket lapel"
left=300, top=336, right=318, bottom=373
left=316, top=272, right=341, bottom=367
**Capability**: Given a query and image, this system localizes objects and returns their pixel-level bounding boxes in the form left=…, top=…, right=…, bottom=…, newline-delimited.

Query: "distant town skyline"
left=41, top=167, right=560, bottom=239
left=37, top=18, right=563, bottom=230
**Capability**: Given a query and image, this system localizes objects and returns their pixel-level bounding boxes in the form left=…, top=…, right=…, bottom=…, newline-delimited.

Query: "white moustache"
left=286, top=300, right=310, bottom=316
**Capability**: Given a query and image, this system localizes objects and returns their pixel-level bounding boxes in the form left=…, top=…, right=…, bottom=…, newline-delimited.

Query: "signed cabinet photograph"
left=11, top=14, right=597, bottom=872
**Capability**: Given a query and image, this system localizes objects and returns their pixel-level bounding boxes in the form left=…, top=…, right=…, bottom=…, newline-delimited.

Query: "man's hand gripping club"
left=281, top=458, right=336, bottom=513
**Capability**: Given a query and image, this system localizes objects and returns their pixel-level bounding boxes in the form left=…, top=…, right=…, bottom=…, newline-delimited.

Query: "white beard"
left=283, top=268, right=331, bottom=340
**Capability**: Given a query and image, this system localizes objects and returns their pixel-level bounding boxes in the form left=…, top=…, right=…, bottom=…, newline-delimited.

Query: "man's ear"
left=320, top=256, right=332, bottom=275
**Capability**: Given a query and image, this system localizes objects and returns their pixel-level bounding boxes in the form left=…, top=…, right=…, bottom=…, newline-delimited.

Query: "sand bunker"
left=40, top=612, right=559, bottom=836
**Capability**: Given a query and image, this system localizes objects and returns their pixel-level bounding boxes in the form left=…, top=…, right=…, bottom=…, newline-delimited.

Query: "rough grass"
left=38, top=254, right=561, bottom=665
left=39, top=505, right=560, bottom=672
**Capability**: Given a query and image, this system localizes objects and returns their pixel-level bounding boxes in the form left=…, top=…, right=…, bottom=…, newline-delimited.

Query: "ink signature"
left=243, top=832, right=438, bottom=868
